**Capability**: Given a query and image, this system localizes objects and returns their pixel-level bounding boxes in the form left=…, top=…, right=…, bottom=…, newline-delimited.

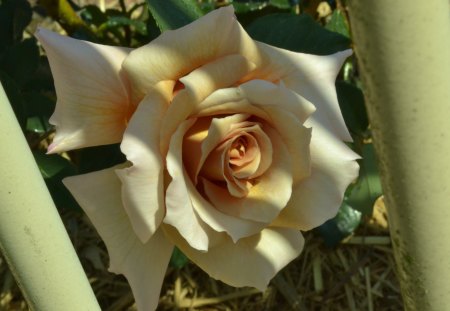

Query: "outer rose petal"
left=35, top=28, right=131, bottom=153
left=255, top=43, right=353, bottom=142
left=63, top=166, right=173, bottom=311
left=273, top=121, right=360, bottom=230
left=164, top=224, right=304, bottom=290
left=115, top=93, right=167, bottom=243
left=123, top=6, right=262, bottom=101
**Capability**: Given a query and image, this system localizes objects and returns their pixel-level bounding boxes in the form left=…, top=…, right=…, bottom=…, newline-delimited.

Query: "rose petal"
left=184, top=113, right=250, bottom=184
left=185, top=166, right=269, bottom=242
left=164, top=118, right=212, bottom=251
left=256, top=43, right=353, bottom=141
left=272, top=120, right=360, bottom=230
left=115, top=93, right=167, bottom=243
left=195, top=91, right=262, bottom=119
left=63, top=166, right=173, bottom=311
left=159, top=54, right=257, bottom=156
left=182, top=117, right=212, bottom=181
left=234, top=125, right=272, bottom=179
left=164, top=224, right=304, bottom=290
left=202, top=126, right=293, bottom=224
left=201, top=120, right=272, bottom=180
left=239, top=79, right=316, bottom=125
left=35, top=28, right=131, bottom=153
left=195, top=81, right=312, bottom=183
left=228, top=134, right=259, bottom=170
left=123, top=6, right=261, bottom=101
left=215, top=138, right=250, bottom=198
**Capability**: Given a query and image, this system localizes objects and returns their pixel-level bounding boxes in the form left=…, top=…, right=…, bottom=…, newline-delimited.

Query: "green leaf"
left=147, top=0, right=203, bottom=31
left=26, top=116, right=51, bottom=134
left=348, top=144, right=383, bottom=216
left=25, top=56, right=55, bottom=93
left=269, top=0, right=291, bottom=9
left=336, top=81, right=368, bottom=135
left=246, top=13, right=351, bottom=54
left=78, top=144, right=126, bottom=174
left=170, top=247, right=189, bottom=269
left=335, top=202, right=362, bottom=235
left=233, top=2, right=268, bottom=14
left=23, top=91, right=55, bottom=117
left=146, top=13, right=162, bottom=41
left=316, top=201, right=362, bottom=248
left=33, top=151, right=80, bottom=210
left=325, top=9, right=350, bottom=38
left=0, top=38, right=39, bottom=87
left=81, top=4, right=108, bottom=26
left=232, top=0, right=291, bottom=13
left=0, top=71, right=26, bottom=129
left=33, top=151, right=76, bottom=179
left=99, top=16, right=147, bottom=35
left=0, top=0, right=32, bottom=51
left=23, top=92, right=55, bottom=133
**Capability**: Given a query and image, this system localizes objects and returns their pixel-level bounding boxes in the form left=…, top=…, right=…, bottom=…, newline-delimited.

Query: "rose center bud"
left=229, top=137, right=246, bottom=159
left=198, top=117, right=273, bottom=199
left=228, top=134, right=259, bottom=177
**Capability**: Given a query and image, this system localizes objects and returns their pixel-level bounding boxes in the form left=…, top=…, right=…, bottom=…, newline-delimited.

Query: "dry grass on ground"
left=1, top=198, right=403, bottom=311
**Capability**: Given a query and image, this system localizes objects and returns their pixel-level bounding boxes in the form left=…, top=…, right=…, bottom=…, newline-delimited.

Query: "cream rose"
left=36, top=6, right=359, bottom=311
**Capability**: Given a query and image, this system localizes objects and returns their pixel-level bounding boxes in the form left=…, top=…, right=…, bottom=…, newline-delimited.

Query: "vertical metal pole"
left=347, top=1, right=450, bottom=309
left=0, top=83, right=101, bottom=311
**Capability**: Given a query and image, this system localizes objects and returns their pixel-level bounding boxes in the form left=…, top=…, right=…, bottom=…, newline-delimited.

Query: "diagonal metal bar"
left=0, top=82, right=100, bottom=311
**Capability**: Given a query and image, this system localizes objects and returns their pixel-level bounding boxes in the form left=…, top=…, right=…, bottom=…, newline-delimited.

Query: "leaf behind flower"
left=147, top=0, right=203, bottom=31
left=247, top=13, right=351, bottom=55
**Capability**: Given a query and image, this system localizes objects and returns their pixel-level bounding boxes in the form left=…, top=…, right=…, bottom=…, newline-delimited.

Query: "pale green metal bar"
left=347, top=1, right=450, bottom=309
left=0, top=83, right=101, bottom=311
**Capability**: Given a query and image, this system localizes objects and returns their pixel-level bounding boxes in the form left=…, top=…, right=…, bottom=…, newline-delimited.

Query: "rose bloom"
left=37, top=7, right=359, bottom=311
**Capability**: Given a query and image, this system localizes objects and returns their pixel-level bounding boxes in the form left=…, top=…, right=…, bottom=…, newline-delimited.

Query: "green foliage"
left=1, top=38, right=39, bottom=87
left=336, top=81, right=368, bottom=135
left=246, top=13, right=351, bottom=54
left=316, top=201, right=362, bottom=247
left=77, top=144, right=126, bottom=174
left=147, top=0, right=203, bottom=31
left=80, top=3, right=155, bottom=46
left=98, top=15, right=147, bottom=36
left=0, top=71, right=26, bottom=129
left=0, top=0, right=32, bottom=52
left=348, top=144, right=383, bottom=216
left=80, top=4, right=108, bottom=26
left=232, top=0, right=291, bottom=13
left=33, top=151, right=80, bottom=210
left=325, top=9, right=350, bottom=38
left=170, top=247, right=189, bottom=269
left=23, top=92, right=55, bottom=133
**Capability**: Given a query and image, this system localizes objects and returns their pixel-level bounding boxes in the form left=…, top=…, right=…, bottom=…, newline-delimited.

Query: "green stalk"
left=347, top=1, right=450, bottom=309
left=0, top=83, right=100, bottom=310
